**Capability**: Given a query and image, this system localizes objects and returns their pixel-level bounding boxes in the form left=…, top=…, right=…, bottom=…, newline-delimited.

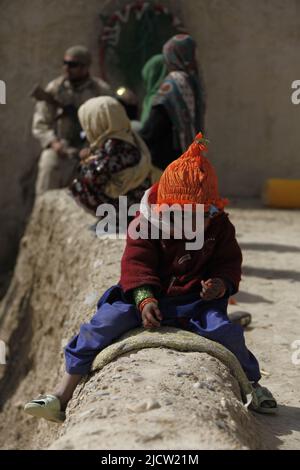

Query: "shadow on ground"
left=235, top=291, right=273, bottom=304
left=243, top=266, right=300, bottom=282
left=240, top=242, right=300, bottom=253
left=255, top=404, right=300, bottom=449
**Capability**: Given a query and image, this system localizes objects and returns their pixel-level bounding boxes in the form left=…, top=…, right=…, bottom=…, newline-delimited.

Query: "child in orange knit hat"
left=24, top=134, right=277, bottom=423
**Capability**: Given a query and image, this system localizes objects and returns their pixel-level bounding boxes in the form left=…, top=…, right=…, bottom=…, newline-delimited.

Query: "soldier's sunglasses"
left=63, top=60, right=81, bottom=68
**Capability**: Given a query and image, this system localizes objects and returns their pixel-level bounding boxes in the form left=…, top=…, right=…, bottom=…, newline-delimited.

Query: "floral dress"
left=70, top=138, right=151, bottom=215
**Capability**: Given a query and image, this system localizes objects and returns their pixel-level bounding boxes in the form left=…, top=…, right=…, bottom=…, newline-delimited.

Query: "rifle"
left=30, top=84, right=78, bottom=122
left=30, top=84, right=86, bottom=155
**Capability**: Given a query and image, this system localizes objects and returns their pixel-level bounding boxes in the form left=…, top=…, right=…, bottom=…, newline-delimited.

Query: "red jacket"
left=120, top=211, right=242, bottom=298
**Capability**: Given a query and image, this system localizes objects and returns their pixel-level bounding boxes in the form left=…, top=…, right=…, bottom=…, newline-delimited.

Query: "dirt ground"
left=0, top=193, right=299, bottom=450
left=228, top=200, right=300, bottom=450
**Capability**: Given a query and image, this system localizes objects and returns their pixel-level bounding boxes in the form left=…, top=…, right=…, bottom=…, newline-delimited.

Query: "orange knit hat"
left=156, top=133, right=228, bottom=211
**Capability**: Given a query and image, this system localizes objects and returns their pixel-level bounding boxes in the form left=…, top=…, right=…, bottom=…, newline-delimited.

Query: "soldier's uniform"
left=33, top=75, right=111, bottom=194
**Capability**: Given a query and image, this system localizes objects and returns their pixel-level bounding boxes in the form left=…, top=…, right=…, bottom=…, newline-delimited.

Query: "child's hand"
left=200, top=278, right=226, bottom=300
left=141, top=302, right=162, bottom=329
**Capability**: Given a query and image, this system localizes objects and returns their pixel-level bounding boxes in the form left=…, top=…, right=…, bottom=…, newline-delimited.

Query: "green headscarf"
left=141, top=54, right=167, bottom=124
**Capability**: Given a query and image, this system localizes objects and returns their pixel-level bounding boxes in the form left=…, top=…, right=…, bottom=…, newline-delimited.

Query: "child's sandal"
left=250, top=386, right=278, bottom=415
left=24, top=394, right=66, bottom=423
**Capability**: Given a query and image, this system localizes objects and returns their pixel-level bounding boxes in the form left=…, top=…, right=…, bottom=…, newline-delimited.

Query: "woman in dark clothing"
left=140, top=34, right=206, bottom=171
left=140, top=105, right=178, bottom=171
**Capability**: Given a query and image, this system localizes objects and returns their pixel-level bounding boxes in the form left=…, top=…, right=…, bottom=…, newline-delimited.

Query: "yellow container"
left=263, top=179, right=300, bottom=208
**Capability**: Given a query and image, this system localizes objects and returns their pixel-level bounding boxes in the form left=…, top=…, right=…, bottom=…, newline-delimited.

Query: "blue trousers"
left=65, top=285, right=261, bottom=382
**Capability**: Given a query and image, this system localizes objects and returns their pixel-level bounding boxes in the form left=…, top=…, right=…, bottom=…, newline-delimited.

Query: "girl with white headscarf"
left=70, top=96, right=152, bottom=215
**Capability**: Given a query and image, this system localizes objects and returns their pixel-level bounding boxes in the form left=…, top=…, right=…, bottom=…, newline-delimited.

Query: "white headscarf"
left=78, top=96, right=135, bottom=149
left=78, top=96, right=152, bottom=198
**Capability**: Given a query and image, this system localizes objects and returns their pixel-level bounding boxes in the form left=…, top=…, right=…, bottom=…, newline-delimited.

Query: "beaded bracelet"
left=138, top=297, right=158, bottom=314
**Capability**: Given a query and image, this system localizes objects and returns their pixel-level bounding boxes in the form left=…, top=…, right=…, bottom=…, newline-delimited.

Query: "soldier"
left=32, top=45, right=112, bottom=195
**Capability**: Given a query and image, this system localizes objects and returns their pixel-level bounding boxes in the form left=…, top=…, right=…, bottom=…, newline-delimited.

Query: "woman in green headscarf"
left=140, top=54, right=167, bottom=125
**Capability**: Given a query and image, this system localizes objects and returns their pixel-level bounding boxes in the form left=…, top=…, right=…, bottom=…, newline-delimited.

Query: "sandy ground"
left=228, top=201, right=300, bottom=450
